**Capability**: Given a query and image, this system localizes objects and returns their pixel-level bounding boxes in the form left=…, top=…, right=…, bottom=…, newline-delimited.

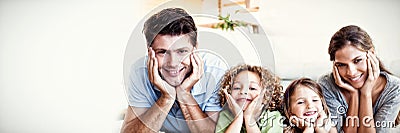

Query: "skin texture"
left=289, top=86, right=327, bottom=133
left=283, top=78, right=337, bottom=133
left=223, top=70, right=265, bottom=133
left=289, top=86, right=324, bottom=123
left=332, top=45, right=384, bottom=133
left=122, top=34, right=218, bottom=133
left=152, top=35, right=193, bottom=87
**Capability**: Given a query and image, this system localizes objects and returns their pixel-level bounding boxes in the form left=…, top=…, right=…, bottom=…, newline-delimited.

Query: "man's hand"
left=178, top=51, right=204, bottom=93
left=147, top=47, right=176, bottom=99
left=314, top=110, right=328, bottom=132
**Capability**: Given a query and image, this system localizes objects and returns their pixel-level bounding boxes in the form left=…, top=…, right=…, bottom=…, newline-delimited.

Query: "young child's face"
left=231, top=70, right=262, bottom=110
left=289, top=86, right=324, bottom=121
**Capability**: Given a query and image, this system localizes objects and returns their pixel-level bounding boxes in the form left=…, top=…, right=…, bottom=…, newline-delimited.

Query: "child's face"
left=289, top=86, right=324, bottom=121
left=231, top=70, right=262, bottom=110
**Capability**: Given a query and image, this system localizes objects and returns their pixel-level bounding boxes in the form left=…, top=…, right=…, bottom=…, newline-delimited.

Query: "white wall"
left=1, top=0, right=399, bottom=133
left=259, top=0, right=400, bottom=79
left=0, top=0, right=141, bottom=132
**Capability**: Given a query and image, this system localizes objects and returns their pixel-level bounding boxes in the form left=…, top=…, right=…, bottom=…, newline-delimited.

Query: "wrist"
left=314, top=126, right=325, bottom=133
left=176, top=85, right=191, bottom=94
left=244, top=116, right=258, bottom=128
left=160, top=93, right=175, bottom=102
left=360, top=91, right=372, bottom=97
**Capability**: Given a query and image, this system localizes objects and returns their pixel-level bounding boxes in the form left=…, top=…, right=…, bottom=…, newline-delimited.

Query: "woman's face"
left=289, top=86, right=324, bottom=121
left=230, top=70, right=262, bottom=110
left=334, top=45, right=368, bottom=89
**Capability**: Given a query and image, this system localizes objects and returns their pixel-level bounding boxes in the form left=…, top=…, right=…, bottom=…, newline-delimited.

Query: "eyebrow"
left=153, top=46, right=191, bottom=52
left=335, top=55, right=364, bottom=64
left=295, top=96, right=319, bottom=100
left=233, top=81, right=260, bottom=84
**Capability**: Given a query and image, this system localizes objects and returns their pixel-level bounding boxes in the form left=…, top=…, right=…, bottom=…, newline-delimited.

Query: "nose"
left=239, top=88, right=248, bottom=95
left=346, top=64, right=357, bottom=76
left=306, top=102, right=314, bottom=109
left=165, top=52, right=180, bottom=68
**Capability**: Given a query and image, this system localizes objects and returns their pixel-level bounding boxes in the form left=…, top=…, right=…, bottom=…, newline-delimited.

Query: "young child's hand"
left=223, top=88, right=242, bottom=117
left=314, top=110, right=328, bottom=132
left=244, top=89, right=266, bottom=125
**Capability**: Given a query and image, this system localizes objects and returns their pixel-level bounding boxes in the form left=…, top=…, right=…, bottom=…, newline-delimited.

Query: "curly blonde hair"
left=218, top=64, right=283, bottom=111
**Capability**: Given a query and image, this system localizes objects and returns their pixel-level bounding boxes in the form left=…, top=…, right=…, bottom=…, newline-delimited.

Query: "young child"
left=215, top=64, right=283, bottom=133
left=282, top=78, right=336, bottom=133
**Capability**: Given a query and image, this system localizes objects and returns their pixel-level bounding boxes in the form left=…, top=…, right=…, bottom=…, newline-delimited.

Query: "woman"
left=317, top=25, right=400, bottom=133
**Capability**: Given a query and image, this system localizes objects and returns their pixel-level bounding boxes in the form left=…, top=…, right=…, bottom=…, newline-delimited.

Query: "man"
left=121, top=8, right=228, bottom=132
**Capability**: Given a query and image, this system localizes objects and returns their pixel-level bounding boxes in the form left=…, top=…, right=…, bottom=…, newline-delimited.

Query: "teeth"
left=304, top=111, right=316, bottom=116
left=350, top=75, right=361, bottom=81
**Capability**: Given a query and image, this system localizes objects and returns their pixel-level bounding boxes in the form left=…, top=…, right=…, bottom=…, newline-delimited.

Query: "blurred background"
left=1, top=0, right=399, bottom=132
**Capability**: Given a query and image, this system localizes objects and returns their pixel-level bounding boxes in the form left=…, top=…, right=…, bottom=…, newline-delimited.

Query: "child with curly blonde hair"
left=215, top=64, right=283, bottom=133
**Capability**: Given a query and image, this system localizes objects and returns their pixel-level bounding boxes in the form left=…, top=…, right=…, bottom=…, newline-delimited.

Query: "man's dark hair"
left=143, top=8, right=197, bottom=47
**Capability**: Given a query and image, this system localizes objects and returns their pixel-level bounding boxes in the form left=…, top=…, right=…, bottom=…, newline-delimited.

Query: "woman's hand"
left=147, top=47, right=176, bottom=99
left=360, top=51, right=380, bottom=95
left=332, top=62, right=357, bottom=94
left=314, top=110, right=329, bottom=132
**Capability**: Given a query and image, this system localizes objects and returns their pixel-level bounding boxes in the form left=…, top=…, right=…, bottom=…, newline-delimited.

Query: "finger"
left=332, top=63, right=342, bottom=84
left=368, top=51, right=380, bottom=78
left=152, top=49, right=160, bottom=84
left=223, top=89, right=233, bottom=103
left=367, top=57, right=374, bottom=80
left=148, top=48, right=154, bottom=82
left=192, top=51, right=204, bottom=70
left=192, top=52, right=204, bottom=77
left=190, top=54, right=199, bottom=76
left=147, top=47, right=151, bottom=67
left=259, top=88, right=267, bottom=104
left=290, top=116, right=300, bottom=126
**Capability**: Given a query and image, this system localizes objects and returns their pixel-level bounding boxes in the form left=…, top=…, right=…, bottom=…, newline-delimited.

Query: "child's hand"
left=290, top=115, right=315, bottom=132
left=223, top=88, right=242, bottom=117
left=244, top=89, right=266, bottom=124
left=314, top=110, right=328, bottom=132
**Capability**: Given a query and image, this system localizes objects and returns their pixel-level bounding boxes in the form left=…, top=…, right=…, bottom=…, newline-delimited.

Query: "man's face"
left=151, top=34, right=195, bottom=87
